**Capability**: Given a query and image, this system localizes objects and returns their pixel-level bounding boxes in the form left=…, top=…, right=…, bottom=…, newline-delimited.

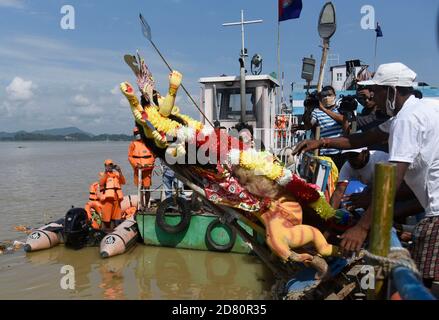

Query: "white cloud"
left=0, top=34, right=201, bottom=134
left=72, top=94, right=90, bottom=107
left=0, top=0, right=24, bottom=9
left=71, top=94, right=103, bottom=115
left=6, top=77, right=36, bottom=101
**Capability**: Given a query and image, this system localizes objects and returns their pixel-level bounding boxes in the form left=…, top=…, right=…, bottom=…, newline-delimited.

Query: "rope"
left=361, top=247, right=421, bottom=277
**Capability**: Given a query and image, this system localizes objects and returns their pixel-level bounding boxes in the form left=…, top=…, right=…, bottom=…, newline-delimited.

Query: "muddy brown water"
left=0, top=142, right=273, bottom=299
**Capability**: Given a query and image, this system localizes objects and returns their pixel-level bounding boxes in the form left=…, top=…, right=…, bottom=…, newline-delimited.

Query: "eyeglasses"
left=357, top=93, right=374, bottom=102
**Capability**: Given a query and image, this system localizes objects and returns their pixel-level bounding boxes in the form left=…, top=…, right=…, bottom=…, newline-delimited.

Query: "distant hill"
left=0, top=132, right=15, bottom=139
left=32, top=127, right=93, bottom=137
left=0, top=127, right=132, bottom=141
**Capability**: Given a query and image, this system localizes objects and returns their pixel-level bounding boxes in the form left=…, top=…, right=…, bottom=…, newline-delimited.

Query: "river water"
left=0, top=142, right=273, bottom=300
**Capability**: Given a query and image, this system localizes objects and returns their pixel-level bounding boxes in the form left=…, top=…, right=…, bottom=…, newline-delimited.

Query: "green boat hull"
left=136, top=213, right=255, bottom=254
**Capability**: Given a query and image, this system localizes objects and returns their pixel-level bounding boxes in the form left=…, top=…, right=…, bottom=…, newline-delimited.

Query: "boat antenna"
left=222, top=10, right=262, bottom=124
left=139, top=13, right=214, bottom=128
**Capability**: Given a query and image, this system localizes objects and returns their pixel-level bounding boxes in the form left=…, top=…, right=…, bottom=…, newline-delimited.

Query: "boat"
left=24, top=205, right=139, bottom=259
left=136, top=198, right=258, bottom=254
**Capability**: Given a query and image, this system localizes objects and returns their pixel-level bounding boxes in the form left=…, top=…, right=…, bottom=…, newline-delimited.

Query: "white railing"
left=137, top=165, right=192, bottom=211
left=253, top=114, right=307, bottom=157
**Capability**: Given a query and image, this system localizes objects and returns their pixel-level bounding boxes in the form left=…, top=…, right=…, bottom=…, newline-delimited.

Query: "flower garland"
left=238, top=149, right=284, bottom=181
left=308, top=191, right=337, bottom=220
left=144, top=105, right=182, bottom=137
left=285, top=174, right=321, bottom=204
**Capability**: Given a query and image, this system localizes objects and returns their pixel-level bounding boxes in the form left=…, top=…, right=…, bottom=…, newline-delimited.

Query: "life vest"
left=89, top=182, right=100, bottom=201
left=101, top=172, right=124, bottom=200
left=84, top=201, right=103, bottom=230
left=275, top=115, right=288, bottom=139
left=122, top=206, right=137, bottom=220
left=129, top=140, right=155, bottom=167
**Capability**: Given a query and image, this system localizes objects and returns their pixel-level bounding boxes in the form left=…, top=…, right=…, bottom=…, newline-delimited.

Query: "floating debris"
left=13, top=241, right=25, bottom=250
left=14, top=225, right=32, bottom=234
left=0, top=241, right=14, bottom=255
left=0, top=240, right=26, bottom=255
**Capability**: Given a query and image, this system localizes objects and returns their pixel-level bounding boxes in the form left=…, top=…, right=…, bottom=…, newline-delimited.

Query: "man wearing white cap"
left=330, top=148, right=389, bottom=210
left=293, top=62, right=439, bottom=284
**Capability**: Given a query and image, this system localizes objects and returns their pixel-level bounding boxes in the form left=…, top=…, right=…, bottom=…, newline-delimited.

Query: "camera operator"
left=338, top=94, right=359, bottom=136
left=297, top=86, right=345, bottom=169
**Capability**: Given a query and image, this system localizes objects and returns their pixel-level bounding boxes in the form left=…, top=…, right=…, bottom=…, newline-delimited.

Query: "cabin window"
left=336, top=73, right=343, bottom=81
left=217, top=88, right=256, bottom=121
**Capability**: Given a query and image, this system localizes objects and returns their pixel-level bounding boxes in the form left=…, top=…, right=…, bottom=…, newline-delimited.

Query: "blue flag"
left=375, top=22, right=383, bottom=37
left=278, top=0, right=303, bottom=22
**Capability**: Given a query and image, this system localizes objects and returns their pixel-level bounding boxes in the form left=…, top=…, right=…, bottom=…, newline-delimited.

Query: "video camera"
left=303, top=90, right=320, bottom=110
left=338, top=95, right=358, bottom=122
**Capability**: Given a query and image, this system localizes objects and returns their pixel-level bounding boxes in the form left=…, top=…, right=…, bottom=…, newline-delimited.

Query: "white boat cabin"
left=199, top=74, right=301, bottom=154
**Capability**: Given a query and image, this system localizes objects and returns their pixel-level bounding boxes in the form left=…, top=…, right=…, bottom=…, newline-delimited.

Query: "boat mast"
left=222, top=10, right=263, bottom=124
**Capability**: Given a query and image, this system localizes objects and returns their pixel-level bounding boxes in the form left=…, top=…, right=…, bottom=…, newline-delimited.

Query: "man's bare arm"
left=319, top=105, right=344, bottom=124
left=356, top=162, right=409, bottom=230
left=331, top=183, right=348, bottom=209
left=301, top=107, right=315, bottom=129
left=292, top=126, right=389, bottom=155
left=394, top=198, right=423, bottom=224
left=340, top=162, right=410, bottom=252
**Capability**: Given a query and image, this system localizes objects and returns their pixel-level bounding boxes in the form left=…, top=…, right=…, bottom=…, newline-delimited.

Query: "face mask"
left=385, top=87, right=397, bottom=117
left=322, top=96, right=336, bottom=108
left=134, top=134, right=141, bottom=140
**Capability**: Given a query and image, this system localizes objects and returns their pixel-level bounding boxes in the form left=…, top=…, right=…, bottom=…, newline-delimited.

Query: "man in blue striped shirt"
left=302, top=86, right=345, bottom=169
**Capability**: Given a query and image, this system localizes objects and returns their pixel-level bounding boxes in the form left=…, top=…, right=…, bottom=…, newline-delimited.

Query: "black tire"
left=205, top=219, right=237, bottom=252
left=156, top=197, right=192, bottom=234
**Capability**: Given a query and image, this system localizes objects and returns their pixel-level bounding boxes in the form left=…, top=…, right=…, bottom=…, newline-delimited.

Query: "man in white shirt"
left=331, top=148, right=389, bottom=209
left=293, top=63, right=439, bottom=285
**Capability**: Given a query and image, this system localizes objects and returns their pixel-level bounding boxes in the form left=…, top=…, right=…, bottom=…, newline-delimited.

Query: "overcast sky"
left=0, top=0, right=438, bottom=134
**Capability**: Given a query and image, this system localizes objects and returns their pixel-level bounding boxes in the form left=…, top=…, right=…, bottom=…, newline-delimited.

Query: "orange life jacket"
left=89, top=182, right=100, bottom=201
left=101, top=172, right=124, bottom=200
left=85, top=201, right=103, bottom=230
left=122, top=206, right=137, bottom=220
left=129, top=140, right=155, bottom=168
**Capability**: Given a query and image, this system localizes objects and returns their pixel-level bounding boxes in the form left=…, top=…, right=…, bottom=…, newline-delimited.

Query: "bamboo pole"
left=317, top=39, right=329, bottom=92
left=314, top=126, right=321, bottom=157
left=368, top=163, right=397, bottom=299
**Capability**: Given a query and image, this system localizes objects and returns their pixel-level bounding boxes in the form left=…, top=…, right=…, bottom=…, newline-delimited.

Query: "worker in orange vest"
left=275, top=115, right=288, bottom=139
left=128, top=127, right=155, bottom=209
left=99, top=159, right=126, bottom=229
left=84, top=181, right=103, bottom=230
